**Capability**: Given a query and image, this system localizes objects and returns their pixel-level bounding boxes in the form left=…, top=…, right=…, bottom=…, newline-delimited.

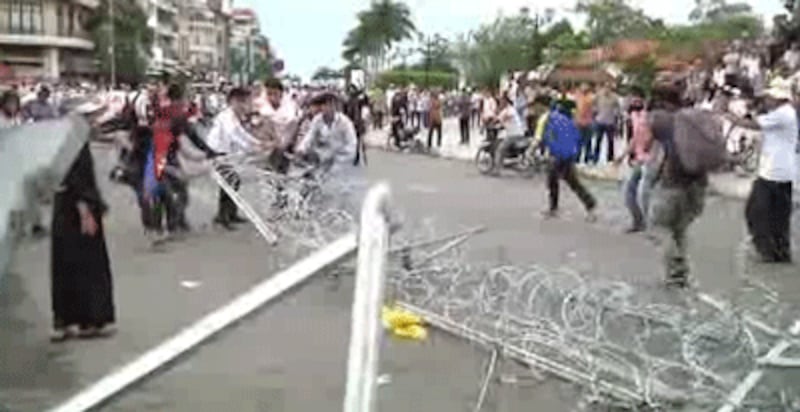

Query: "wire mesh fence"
left=220, top=153, right=800, bottom=411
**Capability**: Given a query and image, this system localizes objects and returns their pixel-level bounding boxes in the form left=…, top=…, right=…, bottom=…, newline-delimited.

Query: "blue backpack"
left=542, top=110, right=581, bottom=160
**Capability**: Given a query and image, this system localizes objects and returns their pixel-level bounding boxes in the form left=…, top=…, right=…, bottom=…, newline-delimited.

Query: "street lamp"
left=109, top=0, right=116, bottom=87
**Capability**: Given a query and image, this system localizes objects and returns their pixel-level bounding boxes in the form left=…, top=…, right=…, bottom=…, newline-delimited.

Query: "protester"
left=50, top=143, right=115, bottom=341
left=206, top=87, right=263, bottom=230
left=648, top=83, right=707, bottom=288
left=574, top=83, right=595, bottom=163
left=427, top=90, right=443, bottom=149
left=492, top=94, right=527, bottom=175
left=619, top=96, right=653, bottom=233
left=593, top=84, right=620, bottom=164
left=259, top=78, right=301, bottom=169
left=725, top=78, right=797, bottom=263
left=296, top=92, right=363, bottom=214
left=0, top=90, right=23, bottom=128
left=23, top=86, right=58, bottom=122
left=457, top=89, right=471, bottom=145
left=531, top=96, right=597, bottom=221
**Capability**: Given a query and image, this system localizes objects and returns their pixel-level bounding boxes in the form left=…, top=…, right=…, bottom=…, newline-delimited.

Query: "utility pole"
left=109, top=0, right=116, bottom=87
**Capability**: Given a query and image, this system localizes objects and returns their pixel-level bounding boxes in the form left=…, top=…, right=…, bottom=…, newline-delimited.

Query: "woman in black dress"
left=51, top=143, right=115, bottom=341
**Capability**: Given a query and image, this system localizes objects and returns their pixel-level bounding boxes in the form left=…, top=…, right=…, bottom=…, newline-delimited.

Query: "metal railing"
left=47, top=183, right=393, bottom=412
left=344, top=183, right=391, bottom=412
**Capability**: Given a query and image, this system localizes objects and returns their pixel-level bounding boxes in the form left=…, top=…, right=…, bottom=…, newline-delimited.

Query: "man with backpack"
left=648, top=82, right=716, bottom=288
left=532, top=96, right=597, bottom=221
left=723, top=78, right=797, bottom=263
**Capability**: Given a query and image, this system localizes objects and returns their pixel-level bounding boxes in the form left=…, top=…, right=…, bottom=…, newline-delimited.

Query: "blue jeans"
left=624, top=163, right=654, bottom=229
left=577, top=125, right=594, bottom=163
left=593, top=122, right=615, bottom=164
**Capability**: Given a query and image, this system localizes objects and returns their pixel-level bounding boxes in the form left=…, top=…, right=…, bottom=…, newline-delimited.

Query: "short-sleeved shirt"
left=756, top=103, right=798, bottom=182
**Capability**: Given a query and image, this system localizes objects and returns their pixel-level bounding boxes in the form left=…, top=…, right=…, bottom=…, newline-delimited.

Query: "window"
left=56, top=2, right=63, bottom=35
left=67, top=4, right=74, bottom=36
left=4, top=0, right=44, bottom=34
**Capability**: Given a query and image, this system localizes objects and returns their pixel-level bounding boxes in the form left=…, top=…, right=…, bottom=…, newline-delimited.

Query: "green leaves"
left=87, top=0, right=152, bottom=84
left=342, top=0, right=416, bottom=66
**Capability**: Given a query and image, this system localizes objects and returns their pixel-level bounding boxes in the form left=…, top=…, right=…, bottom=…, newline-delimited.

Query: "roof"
left=545, top=67, right=614, bottom=84
left=230, top=8, right=255, bottom=18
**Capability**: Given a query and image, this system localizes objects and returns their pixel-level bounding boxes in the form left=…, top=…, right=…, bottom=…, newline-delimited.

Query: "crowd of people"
left=3, top=36, right=799, bottom=341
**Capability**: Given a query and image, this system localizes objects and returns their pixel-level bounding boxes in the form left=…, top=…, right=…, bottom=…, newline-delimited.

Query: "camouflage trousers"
left=649, top=181, right=707, bottom=282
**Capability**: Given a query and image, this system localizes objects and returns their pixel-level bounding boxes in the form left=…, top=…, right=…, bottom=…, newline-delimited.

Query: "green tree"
left=452, top=10, right=556, bottom=88
left=575, top=0, right=658, bottom=45
left=342, top=0, right=417, bottom=79
left=689, top=0, right=753, bottom=22
left=414, top=33, right=456, bottom=73
left=85, top=0, right=152, bottom=84
left=311, top=66, right=344, bottom=82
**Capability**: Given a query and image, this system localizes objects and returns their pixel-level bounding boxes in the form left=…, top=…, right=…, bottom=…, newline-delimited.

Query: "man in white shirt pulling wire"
left=296, top=92, right=364, bottom=215
left=206, top=87, right=264, bottom=230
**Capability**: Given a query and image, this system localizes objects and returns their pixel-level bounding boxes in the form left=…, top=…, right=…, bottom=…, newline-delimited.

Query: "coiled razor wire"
left=217, top=154, right=800, bottom=410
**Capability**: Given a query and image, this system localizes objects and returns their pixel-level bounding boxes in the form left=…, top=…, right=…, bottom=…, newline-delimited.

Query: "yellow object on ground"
left=382, top=305, right=427, bottom=341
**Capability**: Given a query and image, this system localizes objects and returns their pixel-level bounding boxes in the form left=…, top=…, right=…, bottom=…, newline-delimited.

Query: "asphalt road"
left=1, top=145, right=798, bottom=412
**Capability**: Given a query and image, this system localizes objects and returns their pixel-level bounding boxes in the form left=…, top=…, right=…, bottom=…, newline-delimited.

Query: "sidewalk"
left=364, top=118, right=754, bottom=200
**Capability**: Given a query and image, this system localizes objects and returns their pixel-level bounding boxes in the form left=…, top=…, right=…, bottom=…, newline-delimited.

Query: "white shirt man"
left=757, top=102, right=798, bottom=183
left=297, top=111, right=357, bottom=172
left=206, top=107, right=261, bottom=155
left=259, top=95, right=300, bottom=148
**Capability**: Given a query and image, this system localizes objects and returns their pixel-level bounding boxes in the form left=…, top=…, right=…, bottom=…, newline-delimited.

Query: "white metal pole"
left=343, top=183, right=391, bottom=412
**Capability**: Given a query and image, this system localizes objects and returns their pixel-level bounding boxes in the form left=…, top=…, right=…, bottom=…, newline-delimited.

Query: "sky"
left=236, top=0, right=785, bottom=80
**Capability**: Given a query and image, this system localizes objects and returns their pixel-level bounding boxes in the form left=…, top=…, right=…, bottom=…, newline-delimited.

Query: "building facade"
left=137, top=0, right=180, bottom=75
left=178, top=0, right=229, bottom=81
left=0, top=0, right=98, bottom=80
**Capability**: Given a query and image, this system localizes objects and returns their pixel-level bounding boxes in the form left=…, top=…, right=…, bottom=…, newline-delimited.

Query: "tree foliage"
left=575, top=0, right=659, bottom=45
left=375, top=69, right=457, bottom=89
left=414, top=33, right=456, bottom=73
left=452, top=12, right=548, bottom=88
left=689, top=0, right=753, bottom=22
left=312, top=66, right=344, bottom=81
left=85, top=0, right=152, bottom=84
left=342, top=0, right=416, bottom=78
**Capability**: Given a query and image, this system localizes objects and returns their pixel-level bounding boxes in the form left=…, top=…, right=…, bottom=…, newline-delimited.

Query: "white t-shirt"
left=756, top=103, right=799, bottom=182
left=482, top=97, right=497, bottom=121
left=499, top=106, right=525, bottom=137
left=259, top=96, right=300, bottom=146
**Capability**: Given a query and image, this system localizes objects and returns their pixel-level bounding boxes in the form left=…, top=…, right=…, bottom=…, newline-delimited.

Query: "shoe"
left=665, top=276, right=689, bottom=289
left=230, top=215, right=248, bottom=224
left=50, top=326, right=78, bottom=343
left=625, top=225, right=645, bottom=234
left=213, top=217, right=237, bottom=231
left=541, top=209, right=559, bottom=219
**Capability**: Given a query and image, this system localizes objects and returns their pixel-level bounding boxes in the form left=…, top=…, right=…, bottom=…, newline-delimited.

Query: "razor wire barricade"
left=48, top=153, right=800, bottom=412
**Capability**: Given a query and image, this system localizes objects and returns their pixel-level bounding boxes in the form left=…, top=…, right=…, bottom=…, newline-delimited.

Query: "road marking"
left=48, top=233, right=357, bottom=412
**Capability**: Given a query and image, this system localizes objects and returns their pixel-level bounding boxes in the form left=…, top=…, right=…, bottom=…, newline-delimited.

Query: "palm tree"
left=342, top=0, right=416, bottom=81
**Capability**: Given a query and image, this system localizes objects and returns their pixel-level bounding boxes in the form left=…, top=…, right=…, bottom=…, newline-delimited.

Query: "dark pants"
left=428, top=122, right=442, bottom=148
left=745, top=178, right=793, bottom=262
left=577, top=126, right=594, bottom=163
left=411, top=111, right=421, bottom=128
left=459, top=117, right=470, bottom=144
left=373, top=111, right=384, bottom=129
left=216, top=164, right=241, bottom=223
left=593, top=122, right=615, bottom=164
left=547, top=158, right=596, bottom=212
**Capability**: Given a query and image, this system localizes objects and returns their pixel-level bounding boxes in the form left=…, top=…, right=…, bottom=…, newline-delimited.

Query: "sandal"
left=78, top=325, right=117, bottom=339
left=50, top=326, right=77, bottom=343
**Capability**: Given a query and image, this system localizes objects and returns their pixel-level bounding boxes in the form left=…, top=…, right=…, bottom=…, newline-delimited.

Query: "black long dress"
left=51, top=144, right=115, bottom=329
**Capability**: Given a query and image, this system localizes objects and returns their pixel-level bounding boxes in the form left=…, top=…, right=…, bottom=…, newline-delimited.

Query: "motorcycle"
left=475, top=126, right=546, bottom=177
left=385, top=119, right=425, bottom=153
